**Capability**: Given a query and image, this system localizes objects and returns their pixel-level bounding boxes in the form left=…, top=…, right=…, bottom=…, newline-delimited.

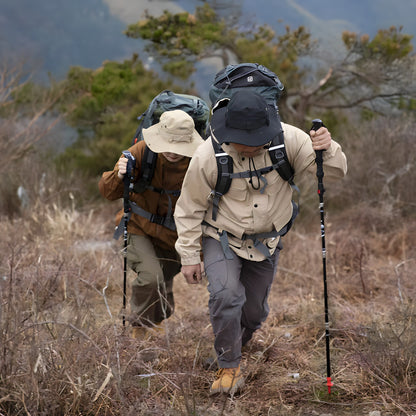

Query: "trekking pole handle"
left=122, top=150, right=136, bottom=178
left=121, top=151, right=136, bottom=209
left=311, top=119, right=326, bottom=194
left=311, top=118, right=324, bottom=131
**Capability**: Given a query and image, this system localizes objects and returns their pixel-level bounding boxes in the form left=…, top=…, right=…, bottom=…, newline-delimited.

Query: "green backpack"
left=133, top=90, right=210, bottom=144
left=131, top=90, right=209, bottom=193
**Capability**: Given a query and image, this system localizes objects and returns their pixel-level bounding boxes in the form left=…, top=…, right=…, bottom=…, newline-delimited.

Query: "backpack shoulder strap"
left=132, top=145, right=158, bottom=193
left=268, top=129, right=295, bottom=184
left=210, top=137, right=233, bottom=221
left=268, top=128, right=300, bottom=210
left=209, top=129, right=299, bottom=222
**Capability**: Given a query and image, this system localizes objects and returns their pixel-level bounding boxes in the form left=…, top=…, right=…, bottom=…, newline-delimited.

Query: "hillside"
left=1, top=117, right=415, bottom=415
left=1, top=196, right=415, bottom=415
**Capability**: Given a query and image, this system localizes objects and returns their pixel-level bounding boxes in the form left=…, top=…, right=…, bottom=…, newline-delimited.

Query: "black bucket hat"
left=210, top=90, right=281, bottom=146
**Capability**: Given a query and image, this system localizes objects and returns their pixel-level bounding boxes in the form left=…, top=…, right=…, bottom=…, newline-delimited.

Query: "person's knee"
left=133, top=270, right=164, bottom=290
left=210, top=288, right=245, bottom=316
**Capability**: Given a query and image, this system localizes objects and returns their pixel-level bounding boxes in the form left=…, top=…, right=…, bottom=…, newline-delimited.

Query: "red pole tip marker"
left=327, top=377, right=333, bottom=394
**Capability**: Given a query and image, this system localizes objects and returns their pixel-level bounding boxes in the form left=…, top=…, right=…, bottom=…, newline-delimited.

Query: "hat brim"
left=142, top=124, right=204, bottom=158
left=210, top=104, right=282, bottom=146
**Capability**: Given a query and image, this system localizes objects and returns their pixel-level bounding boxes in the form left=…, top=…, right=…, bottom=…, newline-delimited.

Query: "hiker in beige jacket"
left=174, top=90, right=347, bottom=395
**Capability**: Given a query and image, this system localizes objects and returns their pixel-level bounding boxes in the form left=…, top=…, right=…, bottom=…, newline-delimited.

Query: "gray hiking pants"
left=126, top=234, right=181, bottom=326
left=202, top=236, right=281, bottom=368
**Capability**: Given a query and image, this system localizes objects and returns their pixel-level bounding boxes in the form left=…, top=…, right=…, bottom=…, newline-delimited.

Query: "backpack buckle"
left=208, top=190, right=223, bottom=201
left=150, top=214, right=165, bottom=225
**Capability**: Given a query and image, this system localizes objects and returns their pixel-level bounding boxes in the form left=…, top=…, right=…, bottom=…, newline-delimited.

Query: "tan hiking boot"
left=131, top=326, right=149, bottom=340
left=210, top=365, right=244, bottom=395
left=131, top=322, right=165, bottom=340
left=150, top=321, right=165, bottom=336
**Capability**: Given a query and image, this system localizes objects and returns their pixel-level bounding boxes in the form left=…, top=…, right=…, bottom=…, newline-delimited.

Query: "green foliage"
left=57, top=57, right=177, bottom=175
left=125, top=4, right=226, bottom=78
left=6, top=81, right=46, bottom=106
left=293, top=25, right=416, bottom=124
left=125, top=3, right=312, bottom=84
left=235, top=24, right=313, bottom=93
left=343, top=26, right=413, bottom=62
left=162, top=60, right=195, bottom=79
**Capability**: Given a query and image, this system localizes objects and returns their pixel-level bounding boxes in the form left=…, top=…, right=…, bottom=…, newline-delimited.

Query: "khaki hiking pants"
left=126, top=234, right=181, bottom=326
left=202, top=236, right=281, bottom=368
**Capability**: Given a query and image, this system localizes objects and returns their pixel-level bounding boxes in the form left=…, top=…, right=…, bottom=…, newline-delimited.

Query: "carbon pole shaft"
left=311, top=119, right=333, bottom=394
left=121, top=151, right=135, bottom=328
left=123, top=215, right=128, bottom=327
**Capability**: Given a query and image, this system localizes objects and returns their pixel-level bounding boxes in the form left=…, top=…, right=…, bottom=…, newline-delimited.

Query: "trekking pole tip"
left=327, top=377, right=333, bottom=394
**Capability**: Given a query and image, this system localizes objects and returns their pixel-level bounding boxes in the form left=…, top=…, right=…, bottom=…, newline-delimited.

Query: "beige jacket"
left=174, top=122, right=347, bottom=264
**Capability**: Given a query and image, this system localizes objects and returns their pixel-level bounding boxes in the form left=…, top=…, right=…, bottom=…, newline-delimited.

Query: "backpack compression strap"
left=268, top=130, right=300, bottom=203
left=210, top=138, right=233, bottom=221
left=133, top=146, right=158, bottom=193
left=268, top=130, right=294, bottom=182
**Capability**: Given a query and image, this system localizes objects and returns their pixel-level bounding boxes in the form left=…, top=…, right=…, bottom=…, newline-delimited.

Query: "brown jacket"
left=174, top=122, right=348, bottom=264
left=99, top=140, right=190, bottom=251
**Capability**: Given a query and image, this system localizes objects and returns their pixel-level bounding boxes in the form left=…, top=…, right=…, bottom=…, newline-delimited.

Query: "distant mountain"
left=0, top=0, right=139, bottom=81
left=239, top=0, right=416, bottom=54
left=0, top=0, right=414, bottom=84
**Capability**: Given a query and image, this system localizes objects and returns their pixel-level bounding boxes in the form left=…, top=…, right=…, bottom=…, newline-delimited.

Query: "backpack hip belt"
left=129, top=201, right=177, bottom=231
left=202, top=203, right=297, bottom=260
left=113, top=199, right=177, bottom=239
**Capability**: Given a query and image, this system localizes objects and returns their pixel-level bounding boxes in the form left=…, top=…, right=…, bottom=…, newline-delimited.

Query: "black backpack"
left=131, top=90, right=210, bottom=194
left=209, top=62, right=284, bottom=106
left=208, top=63, right=297, bottom=221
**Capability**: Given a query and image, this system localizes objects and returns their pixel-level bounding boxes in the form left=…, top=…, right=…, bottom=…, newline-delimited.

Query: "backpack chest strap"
left=210, top=132, right=298, bottom=221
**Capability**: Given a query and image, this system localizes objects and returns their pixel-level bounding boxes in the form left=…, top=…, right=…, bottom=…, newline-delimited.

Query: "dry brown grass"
left=1, top=190, right=415, bottom=416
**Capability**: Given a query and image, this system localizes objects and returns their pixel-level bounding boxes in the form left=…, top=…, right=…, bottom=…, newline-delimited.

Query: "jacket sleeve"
left=98, top=164, right=124, bottom=201
left=174, top=141, right=215, bottom=265
left=98, top=141, right=146, bottom=201
left=282, top=124, right=347, bottom=181
left=321, top=139, right=347, bottom=178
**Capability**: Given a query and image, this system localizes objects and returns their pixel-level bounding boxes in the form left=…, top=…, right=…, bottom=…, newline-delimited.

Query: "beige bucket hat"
left=142, top=110, right=204, bottom=157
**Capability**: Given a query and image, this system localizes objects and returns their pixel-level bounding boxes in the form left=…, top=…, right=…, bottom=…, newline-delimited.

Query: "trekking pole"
left=121, top=151, right=135, bottom=327
left=311, top=119, right=333, bottom=394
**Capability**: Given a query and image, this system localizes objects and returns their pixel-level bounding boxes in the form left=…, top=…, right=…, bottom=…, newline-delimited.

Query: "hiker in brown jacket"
left=174, top=90, right=347, bottom=394
left=99, top=110, right=204, bottom=339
